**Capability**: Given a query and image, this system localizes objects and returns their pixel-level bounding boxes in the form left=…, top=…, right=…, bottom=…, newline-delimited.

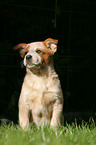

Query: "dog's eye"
left=36, top=50, right=42, bottom=54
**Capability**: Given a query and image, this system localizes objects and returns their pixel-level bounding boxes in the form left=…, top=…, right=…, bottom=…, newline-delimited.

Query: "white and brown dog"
left=14, top=38, right=63, bottom=129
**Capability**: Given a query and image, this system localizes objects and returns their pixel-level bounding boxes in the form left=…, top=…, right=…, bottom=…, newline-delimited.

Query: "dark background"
left=0, top=0, right=96, bottom=124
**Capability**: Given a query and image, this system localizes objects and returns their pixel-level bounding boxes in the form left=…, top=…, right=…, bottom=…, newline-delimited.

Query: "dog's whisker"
left=20, top=61, right=24, bottom=68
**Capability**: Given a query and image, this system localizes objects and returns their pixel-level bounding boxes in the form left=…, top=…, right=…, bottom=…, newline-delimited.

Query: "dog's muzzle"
left=26, top=55, right=40, bottom=68
left=26, top=55, right=32, bottom=60
left=26, top=55, right=32, bottom=66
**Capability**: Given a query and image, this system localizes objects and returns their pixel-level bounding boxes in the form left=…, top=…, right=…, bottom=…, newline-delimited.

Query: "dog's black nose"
left=26, top=55, right=32, bottom=60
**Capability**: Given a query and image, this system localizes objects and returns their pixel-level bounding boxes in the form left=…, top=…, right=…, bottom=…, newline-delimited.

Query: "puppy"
left=14, top=38, right=63, bottom=129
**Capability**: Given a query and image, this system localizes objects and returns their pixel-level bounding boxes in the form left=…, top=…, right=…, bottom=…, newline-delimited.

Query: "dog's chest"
left=21, top=73, right=59, bottom=108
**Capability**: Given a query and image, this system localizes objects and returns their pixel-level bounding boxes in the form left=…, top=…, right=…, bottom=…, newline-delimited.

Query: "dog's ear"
left=13, top=43, right=27, bottom=58
left=44, top=38, right=58, bottom=54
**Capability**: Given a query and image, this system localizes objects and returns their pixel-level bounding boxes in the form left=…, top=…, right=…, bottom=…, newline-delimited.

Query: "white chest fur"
left=20, top=69, right=62, bottom=110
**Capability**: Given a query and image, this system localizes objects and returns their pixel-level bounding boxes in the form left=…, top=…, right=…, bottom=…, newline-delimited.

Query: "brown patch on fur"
left=36, top=48, right=54, bottom=65
left=13, top=43, right=27, bottom=50
left=43, top=38, right=58, bottom=48
left=13, top=43, right=30, bottom=58
left=26, top=45, right=30, bottom=51
left=43, top=38, right=58, bottom=54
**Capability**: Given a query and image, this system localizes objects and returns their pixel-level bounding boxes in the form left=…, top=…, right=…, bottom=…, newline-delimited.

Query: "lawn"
left=0, top=120, right=96, bottom=145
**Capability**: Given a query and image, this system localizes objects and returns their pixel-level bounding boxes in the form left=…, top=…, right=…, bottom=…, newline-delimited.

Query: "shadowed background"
left=0, top=0, right=96, bottom=124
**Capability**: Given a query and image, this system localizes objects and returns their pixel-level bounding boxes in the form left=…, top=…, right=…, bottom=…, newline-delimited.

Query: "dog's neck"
left=26, top=64, right=57, bottom=78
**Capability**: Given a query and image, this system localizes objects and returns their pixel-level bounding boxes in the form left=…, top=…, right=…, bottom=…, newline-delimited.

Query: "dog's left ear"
left=44, top=38, right=58, bottom=54
left=13, top=43, right=27, bottom=58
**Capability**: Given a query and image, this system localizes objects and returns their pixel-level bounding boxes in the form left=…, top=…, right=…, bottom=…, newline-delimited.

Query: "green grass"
left=0, top=121, right=96, bottom=145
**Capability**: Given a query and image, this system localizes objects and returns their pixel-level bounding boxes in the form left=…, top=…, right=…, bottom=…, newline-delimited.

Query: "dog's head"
left=14, top=38, right=58, bottom=69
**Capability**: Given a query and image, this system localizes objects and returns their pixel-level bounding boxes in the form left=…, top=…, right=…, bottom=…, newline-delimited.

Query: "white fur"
left=17, top=39, right=64, bottom=129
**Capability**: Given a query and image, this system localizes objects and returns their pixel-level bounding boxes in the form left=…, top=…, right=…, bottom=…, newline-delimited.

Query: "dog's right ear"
left=13, top=43, right=27, bottom=58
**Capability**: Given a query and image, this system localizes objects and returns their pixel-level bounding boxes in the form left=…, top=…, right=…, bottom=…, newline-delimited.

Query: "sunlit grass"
left=0, top=120, right=96, bottom=145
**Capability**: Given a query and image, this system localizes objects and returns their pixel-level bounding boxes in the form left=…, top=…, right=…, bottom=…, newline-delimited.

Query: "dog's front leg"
left=51, top=102, right=63, bottom=127
left=19, top=103, right=30, bottom=129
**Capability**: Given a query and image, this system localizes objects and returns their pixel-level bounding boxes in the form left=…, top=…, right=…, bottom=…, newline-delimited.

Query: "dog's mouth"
left=26, top=63, right=40, bottom=68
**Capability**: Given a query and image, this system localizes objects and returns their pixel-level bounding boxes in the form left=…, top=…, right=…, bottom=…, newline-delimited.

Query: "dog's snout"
left=26, top=55, right=32, bottom=60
